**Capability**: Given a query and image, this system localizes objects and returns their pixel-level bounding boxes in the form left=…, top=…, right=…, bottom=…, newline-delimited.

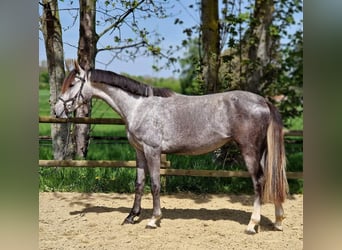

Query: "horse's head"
left=54, top=61, right=90, bottom=118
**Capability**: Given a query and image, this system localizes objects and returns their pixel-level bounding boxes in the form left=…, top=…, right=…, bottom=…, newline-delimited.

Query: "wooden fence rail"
left=39, top=116, right=303, bottom=179
left=38, top=159, right=303, bottom=179
left=39, top=116, right=303, bottom=137
left=39, top=116, right=125, bottom=125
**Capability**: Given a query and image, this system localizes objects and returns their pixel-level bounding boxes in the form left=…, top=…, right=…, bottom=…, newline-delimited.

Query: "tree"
left=73, top=0, right=97, bottom=159
left=40, top=0, right=72, bottom=160
left=179, top=39, right=202, bottom=95
left=40, top=0, right=177, bottom=159
left=72, top=0, right=170, bottom=159
left=181, top=0, right=302, bottom=118
left=244, top=0, right=276, bottom=93
left=200, top=0, right=220, bottom=94
left=179, top=0, right=303, bottom=164
left=220, top=0, right=277, bottom=165
left=219, top=0, right=278, bottom=94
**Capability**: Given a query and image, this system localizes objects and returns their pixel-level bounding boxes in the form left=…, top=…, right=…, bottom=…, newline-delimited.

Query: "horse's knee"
left=151, top=182, right=161, bottom=195
left=149, top=174, right=160, bottom=191
left=135, top=179, right=145, bottom=193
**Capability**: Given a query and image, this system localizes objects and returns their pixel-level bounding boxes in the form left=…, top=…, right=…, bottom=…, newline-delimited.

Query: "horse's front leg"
left=144, top=146, right=162, bottom=229
left=123, top=149, right=147, bottom=224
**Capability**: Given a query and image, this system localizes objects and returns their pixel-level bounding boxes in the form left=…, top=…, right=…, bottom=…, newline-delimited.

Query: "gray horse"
left=54, top=62, right=288, bottom=234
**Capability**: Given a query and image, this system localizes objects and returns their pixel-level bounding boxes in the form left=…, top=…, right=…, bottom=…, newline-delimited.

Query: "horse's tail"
left=262, top=101, right=289, bottom=204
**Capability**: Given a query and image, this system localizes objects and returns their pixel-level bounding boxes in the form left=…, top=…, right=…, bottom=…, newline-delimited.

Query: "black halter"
left=58, top=76, right=87, bottom=117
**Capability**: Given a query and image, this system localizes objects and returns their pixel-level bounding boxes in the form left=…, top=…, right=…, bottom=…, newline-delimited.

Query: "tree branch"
left=97, top=0, right=146, bottom=38
left=97, top=41, right=146, bottom=53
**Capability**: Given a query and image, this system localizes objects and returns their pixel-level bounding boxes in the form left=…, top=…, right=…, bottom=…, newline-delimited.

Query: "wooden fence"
left=39, top=116, right=303, bottom=179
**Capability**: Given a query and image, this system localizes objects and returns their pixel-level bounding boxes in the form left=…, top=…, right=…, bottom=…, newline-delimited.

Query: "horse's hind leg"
left=123, top=149, right=147, bottom=224
left=241, top=148, right=263, bottom=234
left=274, top=202, right=285, bottom=231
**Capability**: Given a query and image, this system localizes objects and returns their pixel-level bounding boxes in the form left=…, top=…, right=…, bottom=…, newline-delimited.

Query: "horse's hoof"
left=145, top=224, right=158, bottom=229
left=245, top=224, right=259, bottom=234
left=145, top=215, right=161, bottom=229
left=245, top=228, right=256, bottom=235
left=121, top=217, right=135, bottom=225
left=274, top=224, right=283, bottom=231
left=145, top=220, right=158, bottom=229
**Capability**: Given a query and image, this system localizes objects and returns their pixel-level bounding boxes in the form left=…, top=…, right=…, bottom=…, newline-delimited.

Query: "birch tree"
left=73, top=0, right=160, bottom=159
left=73, top=0, right=97, bottom=159
left=40, top=0, right=72, bottom=160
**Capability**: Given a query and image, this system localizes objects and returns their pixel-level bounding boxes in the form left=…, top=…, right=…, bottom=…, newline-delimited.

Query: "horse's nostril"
left=53, top=108, right=60, bottom=118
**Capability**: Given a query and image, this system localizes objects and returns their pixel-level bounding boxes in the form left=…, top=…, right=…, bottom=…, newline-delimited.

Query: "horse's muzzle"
left=53, top=100, right=68, bottom=118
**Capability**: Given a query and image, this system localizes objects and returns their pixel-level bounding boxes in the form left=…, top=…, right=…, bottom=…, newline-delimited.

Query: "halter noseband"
left=58, top=76, right=87, bottom=117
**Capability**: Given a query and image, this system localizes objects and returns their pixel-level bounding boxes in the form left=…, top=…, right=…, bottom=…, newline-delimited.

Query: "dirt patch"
left=39, top=192, right=303, bottom=249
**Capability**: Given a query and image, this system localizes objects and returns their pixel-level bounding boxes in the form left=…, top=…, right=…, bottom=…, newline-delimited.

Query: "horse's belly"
left=162, top=137, right=232, bottom=155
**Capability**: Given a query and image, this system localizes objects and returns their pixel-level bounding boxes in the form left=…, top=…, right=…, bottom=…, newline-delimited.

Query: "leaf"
left=148, top=46, right=161, bottom=55
left=152, top=65, right=160, bottom=71
left=182, top=40, right=188, bottom=46
left=183, top=28, right=192, bottom=37
left=237, top=12, right=249, bottom=22
left=132, top=0, right=139, bottom=8
left=174, top=18, right=183, bottom=25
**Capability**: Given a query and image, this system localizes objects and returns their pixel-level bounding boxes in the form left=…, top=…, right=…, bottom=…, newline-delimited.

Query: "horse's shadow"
left=69, top=205, right=275, bottom=231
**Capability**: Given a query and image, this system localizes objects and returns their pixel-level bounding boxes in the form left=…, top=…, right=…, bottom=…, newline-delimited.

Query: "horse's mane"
left=90, top=69, right=174, bottom=98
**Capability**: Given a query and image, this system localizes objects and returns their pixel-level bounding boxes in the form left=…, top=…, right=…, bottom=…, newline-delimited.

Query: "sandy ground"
left=39, top=192, right=303, bottom=250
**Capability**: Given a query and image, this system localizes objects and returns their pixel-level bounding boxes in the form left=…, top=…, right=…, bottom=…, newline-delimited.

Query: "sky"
left=39, top=0, right=302, bottom=78
left=39, top=0, right=199, bottom=78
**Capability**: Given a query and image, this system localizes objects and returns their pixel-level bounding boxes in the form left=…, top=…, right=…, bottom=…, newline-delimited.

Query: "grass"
left=39, top=88, right=303, bottom=194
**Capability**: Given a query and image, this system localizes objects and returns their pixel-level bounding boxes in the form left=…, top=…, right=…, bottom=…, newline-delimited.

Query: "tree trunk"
left=78, top=0, right=98, bottom=68
left=40, top=0, right=73, bottom=160
left=200, top=0, right=220, bottom=94
left=73, top=0, right=98, bottom=159
left=245, top=0, right=275, bottom=93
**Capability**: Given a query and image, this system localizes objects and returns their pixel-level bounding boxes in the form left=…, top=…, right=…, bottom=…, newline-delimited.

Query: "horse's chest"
left=127, top=118, right=164, bottom=149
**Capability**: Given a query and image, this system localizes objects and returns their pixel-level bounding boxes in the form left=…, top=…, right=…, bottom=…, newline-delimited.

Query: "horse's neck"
left=91, top=82, right=141, bottom=121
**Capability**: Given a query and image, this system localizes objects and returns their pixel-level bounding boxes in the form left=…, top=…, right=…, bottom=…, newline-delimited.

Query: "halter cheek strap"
left=58, top=76, right=87, bottom=116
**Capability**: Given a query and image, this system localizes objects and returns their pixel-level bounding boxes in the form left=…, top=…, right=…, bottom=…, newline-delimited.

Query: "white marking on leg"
left=146, top=214, right=162, bottom=229
left=246, top=196, right=261, bottom=234
left=274, top=203, right=285, bottom=231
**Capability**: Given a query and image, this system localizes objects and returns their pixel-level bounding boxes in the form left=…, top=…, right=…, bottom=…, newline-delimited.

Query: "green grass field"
left=39, top=88, right=303, bottom=194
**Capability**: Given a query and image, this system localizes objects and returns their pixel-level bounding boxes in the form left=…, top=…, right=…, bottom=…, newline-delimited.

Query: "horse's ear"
left=75, top=60, right=88, bottom=71
left=74, top=60, right=80, bottom=72
left=73, top=60, right=87, bottom=76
